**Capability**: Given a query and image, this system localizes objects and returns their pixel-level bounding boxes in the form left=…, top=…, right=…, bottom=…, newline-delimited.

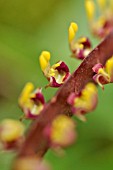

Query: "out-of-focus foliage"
left=0, top=0, right=113, bottom=170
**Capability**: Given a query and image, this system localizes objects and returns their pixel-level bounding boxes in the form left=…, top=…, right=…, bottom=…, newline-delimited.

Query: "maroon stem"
left=17, top=31, right=113, bottom=158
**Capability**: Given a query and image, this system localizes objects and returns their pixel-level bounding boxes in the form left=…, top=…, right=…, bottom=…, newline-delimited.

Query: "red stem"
left=17, top=31, right=113, bottom=158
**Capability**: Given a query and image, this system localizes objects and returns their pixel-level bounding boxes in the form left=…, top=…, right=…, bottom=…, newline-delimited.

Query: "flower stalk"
left=15, top=30, right=113, bottom=160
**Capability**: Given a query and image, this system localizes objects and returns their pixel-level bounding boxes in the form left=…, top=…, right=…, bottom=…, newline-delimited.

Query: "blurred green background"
left=0, top=0, right=113, bottom=169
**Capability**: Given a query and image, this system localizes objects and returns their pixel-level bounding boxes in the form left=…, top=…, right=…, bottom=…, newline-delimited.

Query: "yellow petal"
left=68, top=22, right=78, bottom=43
left=39, top=51, right=51, bottom=71
left=18, top=82, right=34, bottom=107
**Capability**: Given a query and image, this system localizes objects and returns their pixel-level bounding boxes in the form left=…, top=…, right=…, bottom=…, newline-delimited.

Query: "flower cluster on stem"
left=1, top=1, right=113, bottom=170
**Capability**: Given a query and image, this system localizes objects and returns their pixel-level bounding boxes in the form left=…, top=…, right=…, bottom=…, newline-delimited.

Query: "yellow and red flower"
left=67, top=83, right=98, bottom=121
left=39, top=51, right=70, bottom=87
left=68, top=22, right=92, bottom=60
left=18, top=82, right=45, bottom=119
left=92, top=56, right=113, bottom=89
left=85, top=0, right=113, bottom=38
left=0, top=119, right=25, bottom=150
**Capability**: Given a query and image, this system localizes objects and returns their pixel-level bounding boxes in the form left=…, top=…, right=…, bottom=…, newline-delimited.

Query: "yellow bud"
left=0, top=119, right=24, bottom=142
left=39, top=51, right=51, bottom=71
left=85, top=0, right=95, bottom=21
left=18, top=82, right=34, bottom=107
left=68, top=22, right=78, bottom=43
